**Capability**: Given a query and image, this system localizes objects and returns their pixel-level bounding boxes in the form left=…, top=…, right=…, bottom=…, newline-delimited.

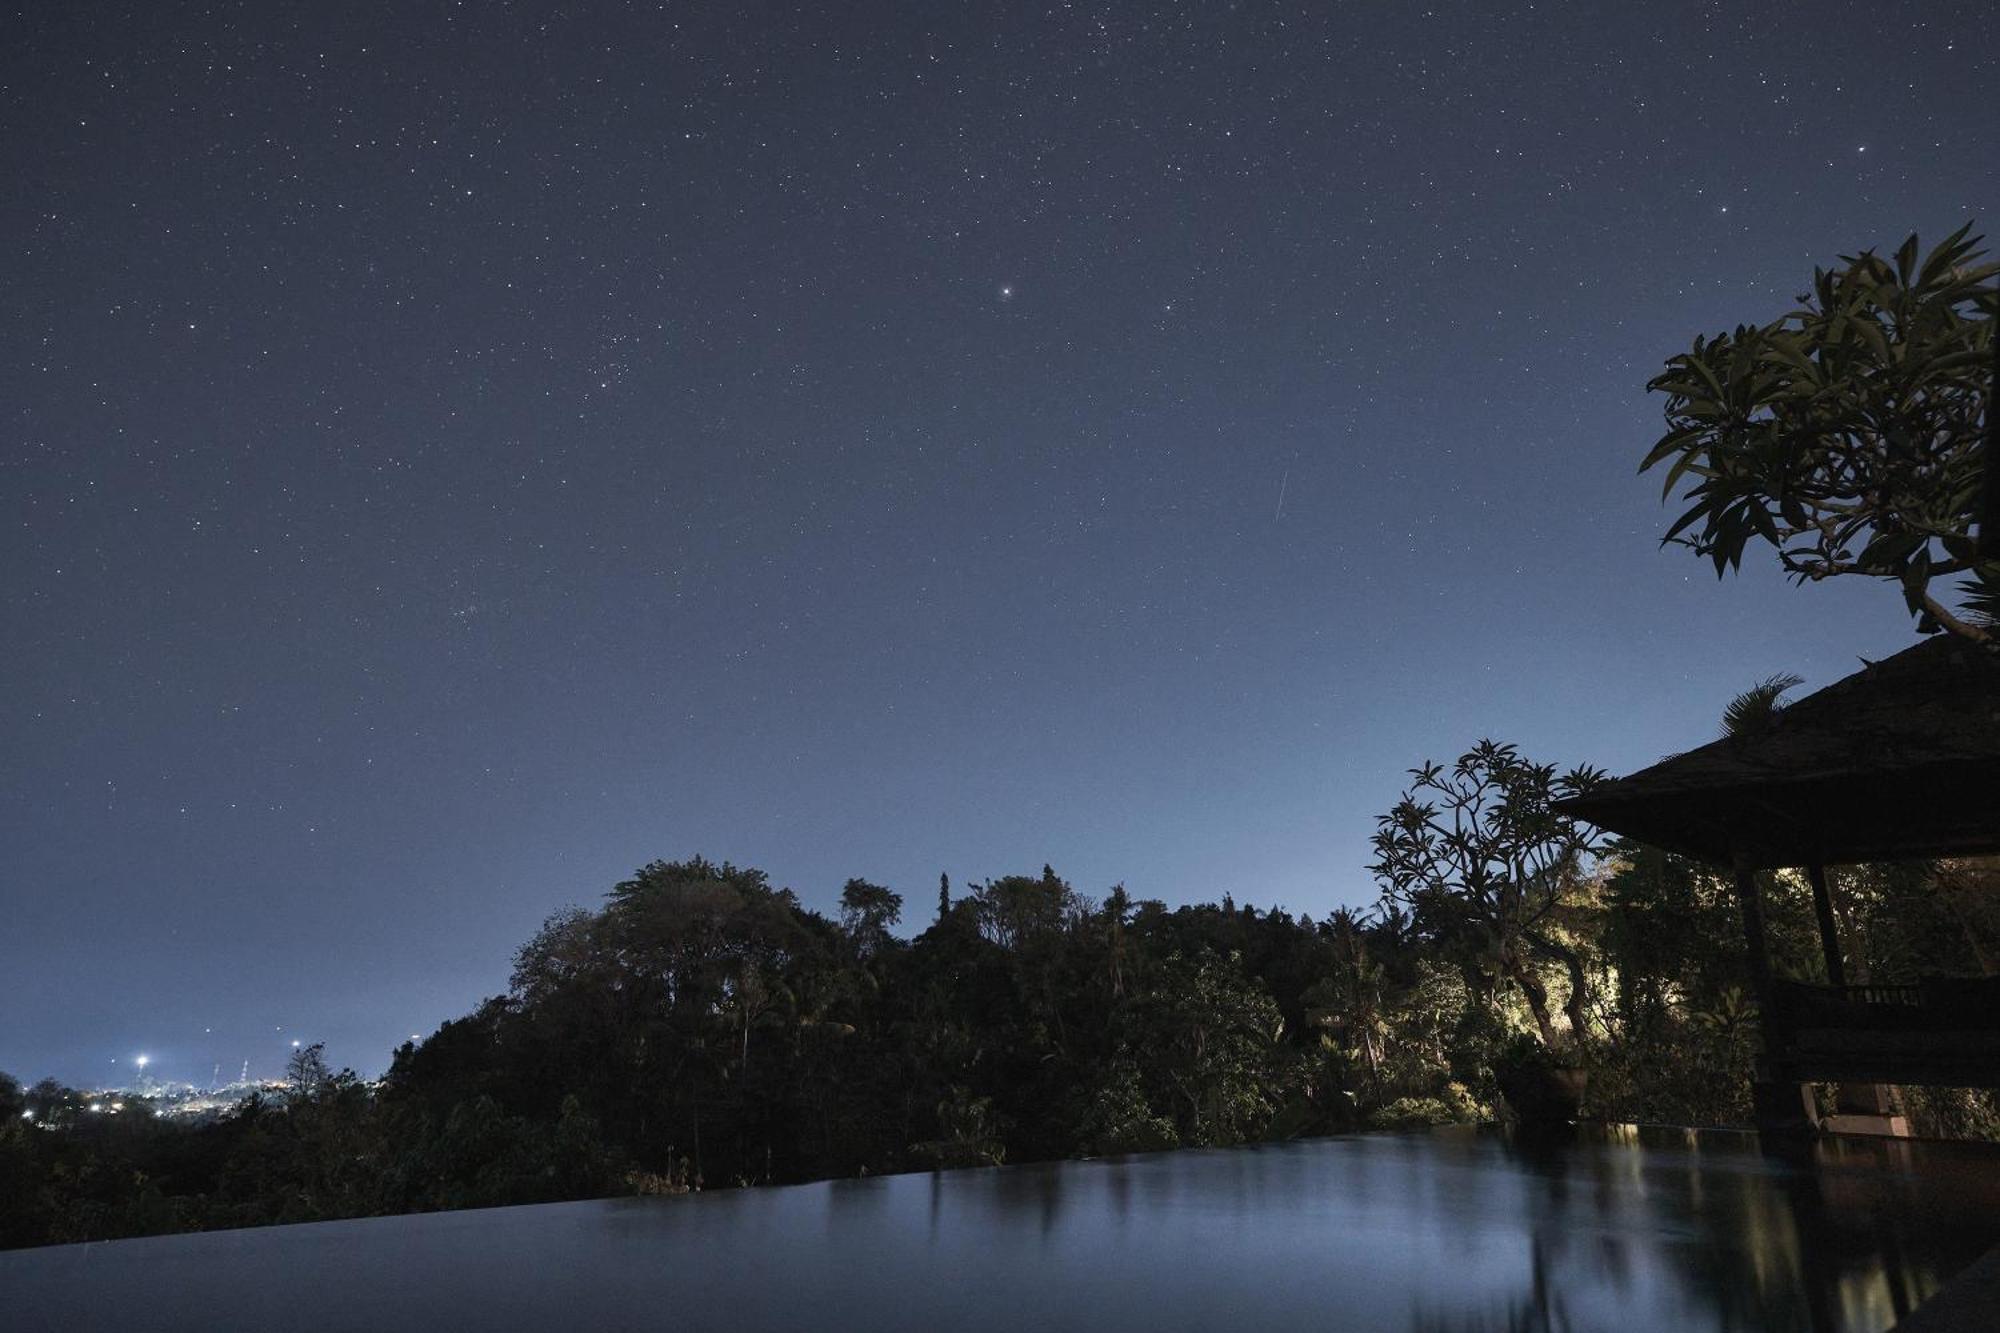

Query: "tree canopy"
left=6, top=832, right=1997, bottom=1250
left=1369, top=741, right=1608, bottom=1049
left=1641, top=225, right=1998, bottom=642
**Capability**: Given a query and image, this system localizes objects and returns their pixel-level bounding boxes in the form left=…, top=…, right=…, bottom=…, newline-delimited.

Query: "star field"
left=2, top=0, right=1996, bottom=1084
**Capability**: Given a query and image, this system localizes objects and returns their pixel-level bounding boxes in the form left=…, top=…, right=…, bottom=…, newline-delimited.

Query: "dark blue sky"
left=4, top=1, right=1995, bottom=1088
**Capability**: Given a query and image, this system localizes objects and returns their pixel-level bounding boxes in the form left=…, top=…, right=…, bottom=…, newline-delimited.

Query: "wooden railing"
left=1828, top=983, right=1923, bottom=1007
left=1771, top=976, right=2000, bottom=1033
left=1763, top=976, right=2000, bottom=1088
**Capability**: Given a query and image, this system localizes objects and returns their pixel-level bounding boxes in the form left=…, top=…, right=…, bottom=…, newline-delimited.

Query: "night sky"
left=4, top=2, right=1995, bottom=1089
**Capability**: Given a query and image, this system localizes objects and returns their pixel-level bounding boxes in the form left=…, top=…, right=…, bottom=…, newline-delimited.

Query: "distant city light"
left=88, top=1102, right=103, bottom=1113
left=135, top=1054, right=150, bottom=1069
left=19, top=1109, right=31, bottom=1120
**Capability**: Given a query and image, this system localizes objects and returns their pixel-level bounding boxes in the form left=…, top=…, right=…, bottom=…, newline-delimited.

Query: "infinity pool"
left=7, top=1124, right=1999, bottom=1331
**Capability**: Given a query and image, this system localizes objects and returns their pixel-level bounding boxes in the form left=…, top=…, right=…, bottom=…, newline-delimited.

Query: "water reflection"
left=1398, top=1126, right=1999, bottom=1332
left=5, top=1125, right=1998, bottom=1332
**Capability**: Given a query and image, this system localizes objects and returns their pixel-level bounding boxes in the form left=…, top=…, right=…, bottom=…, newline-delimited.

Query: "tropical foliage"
left=1369, top=743, right=1607, bottom=1049
left=1642, top=226, right=1999, bottom=641
left=8, top=817, right=1997, bottom=1250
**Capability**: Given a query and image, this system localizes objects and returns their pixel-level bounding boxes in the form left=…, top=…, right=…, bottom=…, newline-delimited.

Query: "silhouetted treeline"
left=6, top=847, right=1998, bottom=1250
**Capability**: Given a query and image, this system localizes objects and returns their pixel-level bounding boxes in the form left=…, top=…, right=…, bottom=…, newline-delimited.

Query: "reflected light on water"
left=4, top=1123, right=1998, bottom=1332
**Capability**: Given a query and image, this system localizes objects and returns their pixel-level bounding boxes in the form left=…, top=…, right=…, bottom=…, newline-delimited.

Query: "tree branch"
left=1919, top=590, right=1994, bottom=645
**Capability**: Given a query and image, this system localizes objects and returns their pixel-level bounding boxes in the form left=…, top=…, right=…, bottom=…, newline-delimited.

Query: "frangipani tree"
left=1642, top=225, right=1998, bottom=643
left=1370, top=741, right=1608, bottom=1049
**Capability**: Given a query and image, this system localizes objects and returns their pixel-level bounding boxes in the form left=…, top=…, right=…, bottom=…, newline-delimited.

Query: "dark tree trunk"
left=1512, top=962, right=1560, bottom=1048
left=1527, top=932, right=1592, bottom=1041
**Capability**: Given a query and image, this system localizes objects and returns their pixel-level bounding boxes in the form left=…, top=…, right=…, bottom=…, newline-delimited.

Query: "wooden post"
left=1733, top=853, right=1775, bottom=1014
left=1735, top=852, right=1814, bottom=1135
left=1805, top=863, right=1847, bottom=990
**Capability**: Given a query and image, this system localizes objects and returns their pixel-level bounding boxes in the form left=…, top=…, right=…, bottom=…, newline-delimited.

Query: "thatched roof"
left=1554, top=634, right=2000, bottom=867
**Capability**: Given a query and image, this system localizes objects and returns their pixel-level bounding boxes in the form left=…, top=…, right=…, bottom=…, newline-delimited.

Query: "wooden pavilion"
left=1554, top=633, right=2000, bottom=1133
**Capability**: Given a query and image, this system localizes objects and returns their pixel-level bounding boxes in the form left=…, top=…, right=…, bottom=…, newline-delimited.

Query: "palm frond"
left=1958, top=572, right=2000, bottom=628
left=1721, top=672, right=1805, bottom=738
